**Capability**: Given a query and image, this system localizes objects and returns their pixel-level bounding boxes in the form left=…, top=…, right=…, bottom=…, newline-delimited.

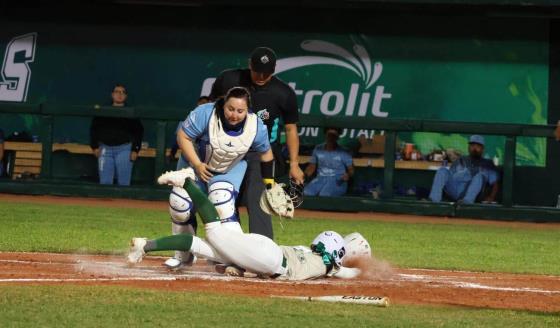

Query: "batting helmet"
left=311, top=231, right=346, bottom=267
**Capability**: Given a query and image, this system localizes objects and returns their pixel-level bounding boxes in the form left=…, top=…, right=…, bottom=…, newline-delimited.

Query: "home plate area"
left=1, top=252, right=559, bottom=312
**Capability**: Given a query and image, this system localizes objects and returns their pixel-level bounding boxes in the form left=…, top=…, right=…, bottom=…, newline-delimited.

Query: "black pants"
left=238, top=151, right=274, bottom=239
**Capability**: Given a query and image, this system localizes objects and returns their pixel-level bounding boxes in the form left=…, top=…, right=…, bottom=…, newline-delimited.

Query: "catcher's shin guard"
left=208, top=181, right=239, bottom=223
left=168, top=186, right=194, bottom=224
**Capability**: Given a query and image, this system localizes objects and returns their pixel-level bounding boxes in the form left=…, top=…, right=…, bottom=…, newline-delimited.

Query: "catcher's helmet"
left=311, top=231, right=346, bottom=266
left=285, top=178, right=304, bottom=208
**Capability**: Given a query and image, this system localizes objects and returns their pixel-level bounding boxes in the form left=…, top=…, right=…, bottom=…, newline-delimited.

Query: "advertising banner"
left=0, top=19, right=548, bottom=165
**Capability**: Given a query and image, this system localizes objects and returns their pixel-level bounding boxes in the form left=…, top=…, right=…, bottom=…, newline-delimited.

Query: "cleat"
left=164, top=257, right=183, bottom=270
left=164, top=254, right=197, bottom=270
left=157, top=167, right=196, bottom=187
left=127, top=238, right=147, bottom=265
left=224, top=265, right=245, bottom=277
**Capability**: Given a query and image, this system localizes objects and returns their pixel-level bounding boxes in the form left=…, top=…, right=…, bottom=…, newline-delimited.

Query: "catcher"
left=163, top=86, right=295, bottom=269
left=128, top=172, right=371, bottom=280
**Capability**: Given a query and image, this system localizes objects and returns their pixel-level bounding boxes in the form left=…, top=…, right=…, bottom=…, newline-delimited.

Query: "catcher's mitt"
left=259, top=183, right=295, bottom=218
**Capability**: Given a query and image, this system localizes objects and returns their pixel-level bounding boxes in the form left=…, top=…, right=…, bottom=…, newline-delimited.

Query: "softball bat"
left=272, top=295, right=390, bottom=307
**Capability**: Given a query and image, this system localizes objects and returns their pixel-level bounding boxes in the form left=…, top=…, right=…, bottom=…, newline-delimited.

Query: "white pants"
left=190, top=221, right=244, bottom=264
left=205, top=222, right=284, bottom=275
left=190, top=236, right=224, bottom=264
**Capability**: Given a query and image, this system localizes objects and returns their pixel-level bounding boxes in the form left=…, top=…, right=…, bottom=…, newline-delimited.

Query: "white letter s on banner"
left=0, top=33, right=37, bottom=102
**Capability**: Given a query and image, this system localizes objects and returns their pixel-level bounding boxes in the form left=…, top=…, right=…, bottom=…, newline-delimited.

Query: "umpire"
left=209, top=46, right=304, bottom=239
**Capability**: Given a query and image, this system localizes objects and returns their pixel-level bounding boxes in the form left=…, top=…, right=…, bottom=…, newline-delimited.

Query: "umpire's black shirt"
left=209, top=68, right=298, bottom=144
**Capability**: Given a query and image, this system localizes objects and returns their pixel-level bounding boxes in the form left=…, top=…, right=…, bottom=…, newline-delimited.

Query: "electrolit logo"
left=200, top=40, right=391, bottom=119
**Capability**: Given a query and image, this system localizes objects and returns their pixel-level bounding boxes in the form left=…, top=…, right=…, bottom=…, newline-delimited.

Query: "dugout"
left=0, top=1, right=560, bottom=222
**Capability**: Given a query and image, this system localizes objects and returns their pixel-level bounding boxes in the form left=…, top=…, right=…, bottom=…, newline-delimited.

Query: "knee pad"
left=169, top=186, right=193, bottom=225
left=208, top=181, right=239, bottom=223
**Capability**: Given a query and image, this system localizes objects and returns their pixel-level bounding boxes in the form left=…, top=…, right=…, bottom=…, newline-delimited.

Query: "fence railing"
left=1, top=103, right=558, bottom=208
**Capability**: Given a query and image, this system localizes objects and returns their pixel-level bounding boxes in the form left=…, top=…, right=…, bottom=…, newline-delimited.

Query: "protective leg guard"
left=208, top=181, right=239, bottom=223
left=168, top=186, right=194, bottom=224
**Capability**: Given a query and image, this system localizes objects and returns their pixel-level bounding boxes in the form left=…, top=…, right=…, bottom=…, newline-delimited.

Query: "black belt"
left=270, top=256, right=287, bottom=279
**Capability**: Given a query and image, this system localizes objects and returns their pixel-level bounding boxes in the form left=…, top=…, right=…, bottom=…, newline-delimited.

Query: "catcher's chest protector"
left=206, top=110, right=257, bottom=173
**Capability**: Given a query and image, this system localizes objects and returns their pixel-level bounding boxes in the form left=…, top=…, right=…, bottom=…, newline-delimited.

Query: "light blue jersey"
left=304, top=143, right=353, bottom=197
left=309, top=143, right=353, bottom=178
left=181, top=102, right=270, bottom=158
left=175, top=103, right=271, bottom=225
left=178, top=102, right=270, bottom=194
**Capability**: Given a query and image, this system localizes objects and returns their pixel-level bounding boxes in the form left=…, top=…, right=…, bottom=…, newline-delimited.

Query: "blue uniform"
left=429, top=156, right=499, bottom=204
left=304, top=143, right=353, bottom=197
left=177, top=102, right=270, bottom=223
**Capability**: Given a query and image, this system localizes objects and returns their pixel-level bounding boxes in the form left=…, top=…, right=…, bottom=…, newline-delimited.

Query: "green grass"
left=1, top=200, right=559, bottom=326
left=1, top=285, right=558, bottom=328
left=0, top=200, right=558, bottom=275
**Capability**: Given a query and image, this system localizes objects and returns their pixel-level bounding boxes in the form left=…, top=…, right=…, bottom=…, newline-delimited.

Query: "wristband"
left=263, top=178, right=275, bottom=188
left=260, top=160, right=275, bottom=180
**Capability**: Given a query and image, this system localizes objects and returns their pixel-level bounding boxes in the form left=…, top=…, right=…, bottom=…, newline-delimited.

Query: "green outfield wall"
left=0, top=4, right=559, bottom=210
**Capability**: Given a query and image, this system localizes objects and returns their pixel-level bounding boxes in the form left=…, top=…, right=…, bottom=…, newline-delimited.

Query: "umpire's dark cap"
left=250, top=47, right=276, bottom=74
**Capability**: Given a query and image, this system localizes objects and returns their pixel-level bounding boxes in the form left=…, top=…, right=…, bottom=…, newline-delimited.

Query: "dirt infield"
left=1, top=252, right=559, bottom=312
left=2, top=193, right=560, bottom=312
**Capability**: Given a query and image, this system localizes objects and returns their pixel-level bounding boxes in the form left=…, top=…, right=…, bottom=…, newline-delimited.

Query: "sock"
left=184, top=179, right=220, bottom=224
left=144, top=234, right=194, bottom=252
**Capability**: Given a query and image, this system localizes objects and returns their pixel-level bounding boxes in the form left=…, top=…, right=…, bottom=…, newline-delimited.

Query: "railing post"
left=502, top=136, right=516, bottom=207
left=383, top=131, right=396, bottom=199
left=40, top=115, right=53, bottom=179
left=154, top=120, right=167, bottom=183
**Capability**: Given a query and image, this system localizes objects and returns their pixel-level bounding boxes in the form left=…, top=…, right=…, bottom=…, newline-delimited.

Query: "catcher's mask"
left=285, top=178, right=304, bottom=208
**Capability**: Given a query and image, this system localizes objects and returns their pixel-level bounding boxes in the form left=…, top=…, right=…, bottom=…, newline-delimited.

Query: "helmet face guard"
left=343, top=232, right=372, bottom=260
left=284, top=178, right=304, bottom=208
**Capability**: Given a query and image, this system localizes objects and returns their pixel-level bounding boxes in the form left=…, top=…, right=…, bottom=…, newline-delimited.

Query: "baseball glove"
left=259, top=183, right=295, bottom=218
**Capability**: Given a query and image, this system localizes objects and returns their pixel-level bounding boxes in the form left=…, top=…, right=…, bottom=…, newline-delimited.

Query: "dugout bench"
left=4, top=140, right=443, bottom=180
left=3, top=141, right=167, bottom=180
